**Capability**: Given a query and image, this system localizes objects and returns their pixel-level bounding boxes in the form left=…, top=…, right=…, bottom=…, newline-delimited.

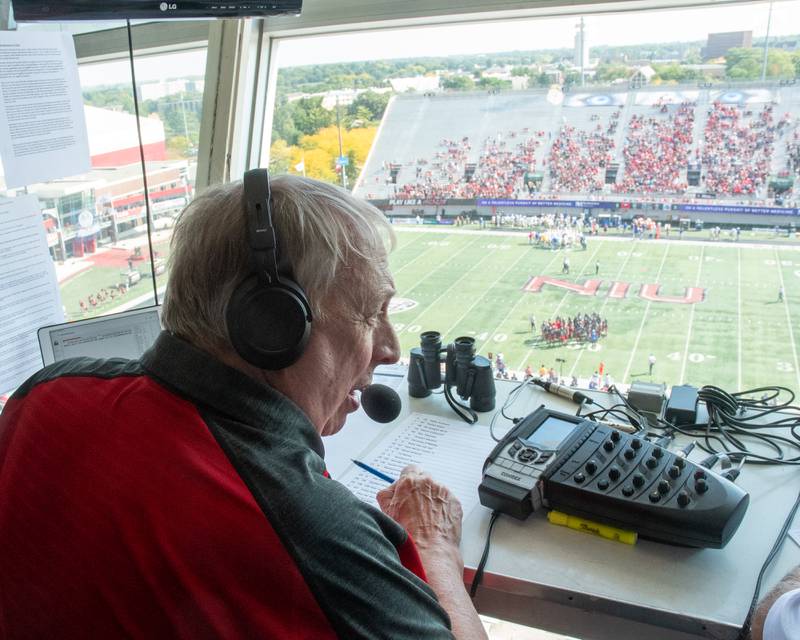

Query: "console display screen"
left=523, top=417, right=579, bottom=450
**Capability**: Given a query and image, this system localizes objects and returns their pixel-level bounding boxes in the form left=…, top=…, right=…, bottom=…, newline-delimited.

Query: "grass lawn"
left=388, top=227, right=800, bottom=395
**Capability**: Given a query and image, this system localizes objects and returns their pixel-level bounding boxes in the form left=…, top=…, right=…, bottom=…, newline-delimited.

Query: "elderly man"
left=0, top=172, right=486, bottom=639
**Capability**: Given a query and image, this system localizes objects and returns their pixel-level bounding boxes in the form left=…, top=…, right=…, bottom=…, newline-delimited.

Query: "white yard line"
left=394, top=234, right=486, bottom=330
left=774, top=247, right=800, bottom=392
left=621, top=243, right=671, bottom=383
left=391, top=233, right=454, bottom=276
left=469, top=250, right=563, bottom=356
left=568, top=243, right=640, bottom=377
left=679, top=246, right=705, bottom=384
left=737, top=248, right=743, bottom=391
left=514, top=242, right=603, bottom=371
left=408, top=236, right=516, bottom=328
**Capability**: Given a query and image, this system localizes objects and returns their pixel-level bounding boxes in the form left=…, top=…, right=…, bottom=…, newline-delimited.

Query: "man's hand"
left=377, top=465, right=487, bottom=640
left=376, top=465, right=463, bottom=549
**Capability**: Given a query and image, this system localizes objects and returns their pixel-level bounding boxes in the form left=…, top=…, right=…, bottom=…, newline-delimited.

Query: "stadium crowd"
left=384, top=97, right=800, bottom=206
left=547, top=112, right=618, bottom=193
left=392, top=130, right=547, bottom=201
left=787, top=128, right=800, bottom=178
left=614, top=101, right=694, bottom=195
left=701, top=102, right=774, bottom=195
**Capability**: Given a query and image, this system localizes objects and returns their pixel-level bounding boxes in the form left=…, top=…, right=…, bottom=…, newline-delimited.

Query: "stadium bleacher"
left=354, top=85, right=800, bottom=207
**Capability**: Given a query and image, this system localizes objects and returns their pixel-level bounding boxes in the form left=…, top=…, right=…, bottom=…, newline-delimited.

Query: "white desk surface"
left=323, top=371, right=800, bottom=640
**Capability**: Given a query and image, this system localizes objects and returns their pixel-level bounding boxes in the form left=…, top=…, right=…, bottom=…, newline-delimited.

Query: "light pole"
left=761, top=0, right=774, bottom=82
left=335, top=95, right=347, bottom=189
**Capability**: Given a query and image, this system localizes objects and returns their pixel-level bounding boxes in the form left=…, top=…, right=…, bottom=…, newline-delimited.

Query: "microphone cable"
left=469, top=510, right=501, bottom=598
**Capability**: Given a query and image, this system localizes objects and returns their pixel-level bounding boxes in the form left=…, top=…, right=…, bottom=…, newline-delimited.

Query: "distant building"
left=629, top=65, right=656, bottom=89
left=684, top=63, right=727, bottom=78
left=702, top=31, right=752, bottom=61
left=389, top=76, right=440, bottom=93
left=139, top=78, right=204, bottom=101
left=285, top=87, right=393, bottom=110
left=84, top=105, right=166, bottom=167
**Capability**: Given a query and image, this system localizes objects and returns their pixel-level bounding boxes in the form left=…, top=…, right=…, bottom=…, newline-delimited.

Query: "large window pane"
left=0, top=24, right=207, bottom=399
left=264, top=1, right=800, bottom=395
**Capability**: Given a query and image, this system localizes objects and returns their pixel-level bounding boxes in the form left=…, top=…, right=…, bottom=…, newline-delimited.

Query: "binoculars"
left=408, top=331, right=496, bottom=412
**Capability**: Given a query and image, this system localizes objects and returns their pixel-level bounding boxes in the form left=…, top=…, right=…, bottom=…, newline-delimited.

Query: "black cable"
left=444, top=384, right=477, bottom=424
left=469, top=510, right=501, bottom=598
left=126, top=20, right=159, bottom=305
left=646, top=384, right=800, bottom=467
left=735, top=486, right=800, bottom=640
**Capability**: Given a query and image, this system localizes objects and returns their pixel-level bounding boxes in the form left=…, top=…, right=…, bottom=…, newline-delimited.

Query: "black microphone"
left=361, top=383, right=402, bottom=423
left=533, top=378, right=593, bottom=406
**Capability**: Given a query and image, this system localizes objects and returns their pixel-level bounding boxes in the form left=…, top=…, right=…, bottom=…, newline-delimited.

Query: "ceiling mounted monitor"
left=12, top=0, right=302, bottom=21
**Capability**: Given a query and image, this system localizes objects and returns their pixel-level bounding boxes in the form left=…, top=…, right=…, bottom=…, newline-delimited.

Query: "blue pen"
left=351, top=459, right=396, bottom=483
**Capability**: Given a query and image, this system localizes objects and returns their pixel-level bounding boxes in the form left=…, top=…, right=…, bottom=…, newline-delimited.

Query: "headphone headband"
left=228, top=169, right=313, bottom=370
left=243, top=168, right=289, bottom=286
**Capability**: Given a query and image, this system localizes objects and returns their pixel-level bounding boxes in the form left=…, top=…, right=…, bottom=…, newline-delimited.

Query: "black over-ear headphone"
left=226, top=168, right=313, bottom=370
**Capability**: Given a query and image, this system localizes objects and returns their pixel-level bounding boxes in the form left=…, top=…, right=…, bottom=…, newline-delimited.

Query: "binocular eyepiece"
left=408, top=331, right=495, bottom=412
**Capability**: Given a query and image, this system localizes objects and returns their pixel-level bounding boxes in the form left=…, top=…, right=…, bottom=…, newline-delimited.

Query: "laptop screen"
left=38, top=306, right=162, bottom=366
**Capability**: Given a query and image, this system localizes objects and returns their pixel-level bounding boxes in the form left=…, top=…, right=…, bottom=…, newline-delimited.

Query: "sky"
left=56, top=0, right=800, bottom=86
left=275, top=1, right=800, bottom=68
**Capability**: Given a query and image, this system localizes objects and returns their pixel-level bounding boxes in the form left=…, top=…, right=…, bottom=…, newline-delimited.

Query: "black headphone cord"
left=469, top=510, right=501, bottom=598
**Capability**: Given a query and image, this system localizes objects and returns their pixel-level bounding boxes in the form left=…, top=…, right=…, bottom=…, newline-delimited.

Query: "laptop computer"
left=38, top=306, right=163, bottom=366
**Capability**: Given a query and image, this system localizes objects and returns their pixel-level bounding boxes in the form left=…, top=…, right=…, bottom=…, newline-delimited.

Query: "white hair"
left=161, top=174, right=395, bottom=356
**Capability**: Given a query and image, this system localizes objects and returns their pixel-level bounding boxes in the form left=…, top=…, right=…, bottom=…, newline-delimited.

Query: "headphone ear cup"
left=226, top=274, right=312, bottom=370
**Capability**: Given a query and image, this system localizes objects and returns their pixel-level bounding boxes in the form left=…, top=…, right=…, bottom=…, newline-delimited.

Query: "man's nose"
left=377, top=322, right=400, bottom=365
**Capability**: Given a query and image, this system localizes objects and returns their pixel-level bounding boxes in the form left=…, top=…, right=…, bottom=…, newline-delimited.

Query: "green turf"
left=55, top=225, right=800, bottom=395
left=59, top=239, right=170, bottom=320
left=388, top=228, right=800, bottom=395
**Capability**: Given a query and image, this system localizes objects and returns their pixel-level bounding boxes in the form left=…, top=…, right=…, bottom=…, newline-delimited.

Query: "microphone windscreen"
left=361, top=383, right=401, bottom=423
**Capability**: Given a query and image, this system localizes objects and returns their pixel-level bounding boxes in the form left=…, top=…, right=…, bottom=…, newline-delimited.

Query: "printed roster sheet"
left=337, top=412, right=499, bottom=517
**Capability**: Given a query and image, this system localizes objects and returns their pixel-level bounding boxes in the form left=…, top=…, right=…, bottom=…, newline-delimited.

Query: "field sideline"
left=387, top=226, right=800, bottom=395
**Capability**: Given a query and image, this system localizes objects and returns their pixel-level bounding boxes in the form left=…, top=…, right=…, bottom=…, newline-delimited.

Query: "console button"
left=631, top=439, right=643, bottom=450
left=610, top=430, right=621, bottom=442
left=597, top=479, right=610, bottom=490
left=518, top=449, right=536, bottom=463
left=695, top=479, right=709, bottom=494
left=674, top=457, right=686, bottom=469
left=623, top=448, right=636, bottom=460
left=694, top=470, right=707, bottom=481
left=668, top=465, right=681, bottom=479
left=645, top=457, right=658, bottom=469
left=603, top=440, right=615, bottom=452
left=608, top=466, right=621, bottom=481
left=658, top=480, right=670, bottom=495
left=632, top=473, right=645, bottom=487
left=585, top=460, right=598, bottom=474
left=574, top=473, right=586, bottom=484
left=677, top=491, right=691, bottom=507
left=622, top=485, right=634, bottom=497
left=652, top=447, right=664, bottom=459
left=649, top=491, right=661, bottom=503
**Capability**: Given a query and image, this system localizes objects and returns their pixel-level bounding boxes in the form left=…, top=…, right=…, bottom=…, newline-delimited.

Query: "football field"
left=388, top=227, right=800, bottom=395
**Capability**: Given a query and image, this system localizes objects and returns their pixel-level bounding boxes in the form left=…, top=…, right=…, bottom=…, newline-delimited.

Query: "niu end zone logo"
left=159, top=2, right=177, bottom=11
left=389, top=298, right=418, bottom=314
left=524, top=276, right=706, bottom=304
